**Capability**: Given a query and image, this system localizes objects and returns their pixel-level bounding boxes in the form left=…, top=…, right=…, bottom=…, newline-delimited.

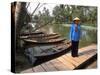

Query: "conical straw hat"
left=73, top=17, right=80, bottom=21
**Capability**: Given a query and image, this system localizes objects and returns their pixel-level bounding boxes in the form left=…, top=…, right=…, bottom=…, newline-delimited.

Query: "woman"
left=70, top=17, right=81, bottom=57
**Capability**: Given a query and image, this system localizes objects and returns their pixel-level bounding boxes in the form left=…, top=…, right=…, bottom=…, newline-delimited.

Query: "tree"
left=32, top=7, right=53, bottom=31
left=15, top=2, right=31, bottom=50
left=53, top=5, right=67, bottom=23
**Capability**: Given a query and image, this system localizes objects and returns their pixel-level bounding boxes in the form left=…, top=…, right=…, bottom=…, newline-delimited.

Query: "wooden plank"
left=78, top=44, right=97, bottom=53
left=65, top=55, right=87, bottom=64
left=21, top=44, right=97, bottom=72
left=41, top=61, right=58, bottom=71
left=65, top=44, right=97, bottom=64
left=50, top=59, right=70, bottom=71
left=21, top=65, right=45, bottom=73
left=62, top=55, right=79, bottom=67
left=77, top=47, right=97, bottom=62
left=57, top=56, right=75, bottom=69
left=79, top=49, right=97, bottom=56
left=65, top=50, right=96, bottom=66
left=64, top=54, right=81, bottom=63
left=74, top=53, right=97, bottom=69
left=32, top=65, right=46, bottom=72
left=64, top=45, right=97, bottom=69
left=21, top=68, right=34, bottom=73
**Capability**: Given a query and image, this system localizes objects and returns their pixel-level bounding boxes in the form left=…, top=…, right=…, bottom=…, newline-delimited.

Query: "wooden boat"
left=24, top=38, right=65, bottom=44
left=20, top=31, right=44, bottom=36
left=29, top=34, right=60, bottom=40
left=22, top=32, right=71, bottom=65
left=25, top=42, right=71, bottom=65
left=20, top=33, right=59, bottom=39
left=28, top=33, right=58, bottom=38
left=34, top=43, right=71, bottom=58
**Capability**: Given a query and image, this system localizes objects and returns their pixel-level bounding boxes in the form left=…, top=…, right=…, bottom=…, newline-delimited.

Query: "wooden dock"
left=21, top=44, right=97, bottom=73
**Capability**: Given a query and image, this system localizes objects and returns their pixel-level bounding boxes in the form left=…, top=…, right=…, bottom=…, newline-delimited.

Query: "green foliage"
left=33, top=7, right=53, bottom=29
left=52, top=5, right=97, bottom=26
left=53, top=5, right=67, bottom=23
left=30, top=4, right=97, bottom=30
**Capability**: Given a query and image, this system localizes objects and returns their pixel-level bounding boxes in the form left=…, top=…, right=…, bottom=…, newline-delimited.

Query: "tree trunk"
left=15, top=2, right=28, bottom=51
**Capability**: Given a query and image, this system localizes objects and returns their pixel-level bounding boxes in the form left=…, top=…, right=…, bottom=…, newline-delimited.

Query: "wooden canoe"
left=25, top=42, right=71, bottom=65
left=34, top=43, right=71, bottom=58
left=20, top=33, right=59, bottom=39
left=20, top=31, right=44, bottom=36
left=28, top=33, right=58, bottom=38
left=24, top=38, right=65, bottom=44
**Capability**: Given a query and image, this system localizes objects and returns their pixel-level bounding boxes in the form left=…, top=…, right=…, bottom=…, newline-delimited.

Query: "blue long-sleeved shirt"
left=70, top=23, right=81, bottom=41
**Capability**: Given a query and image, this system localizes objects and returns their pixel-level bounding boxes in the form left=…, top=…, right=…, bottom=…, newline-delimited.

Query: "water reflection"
left=42, top=24, right=97, bottom=48
left=81, top=30, right=89, bottom=41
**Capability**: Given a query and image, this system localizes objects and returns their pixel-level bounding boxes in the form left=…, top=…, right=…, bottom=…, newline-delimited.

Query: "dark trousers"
left=71, top=40, right=79, bottom=57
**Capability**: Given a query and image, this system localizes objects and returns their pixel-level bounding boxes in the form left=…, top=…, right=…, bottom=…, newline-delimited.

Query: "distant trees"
left=52, top=4, right=97, bottom=26
left=32, top=7, right=53, bottom=31
left=53, top=5, right=66, bottom=23
left=30, top=4, right=97, bottom=31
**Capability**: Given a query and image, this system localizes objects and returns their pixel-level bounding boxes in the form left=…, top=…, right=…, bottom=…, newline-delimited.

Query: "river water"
left=41, top=24, right=97, bottom=48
